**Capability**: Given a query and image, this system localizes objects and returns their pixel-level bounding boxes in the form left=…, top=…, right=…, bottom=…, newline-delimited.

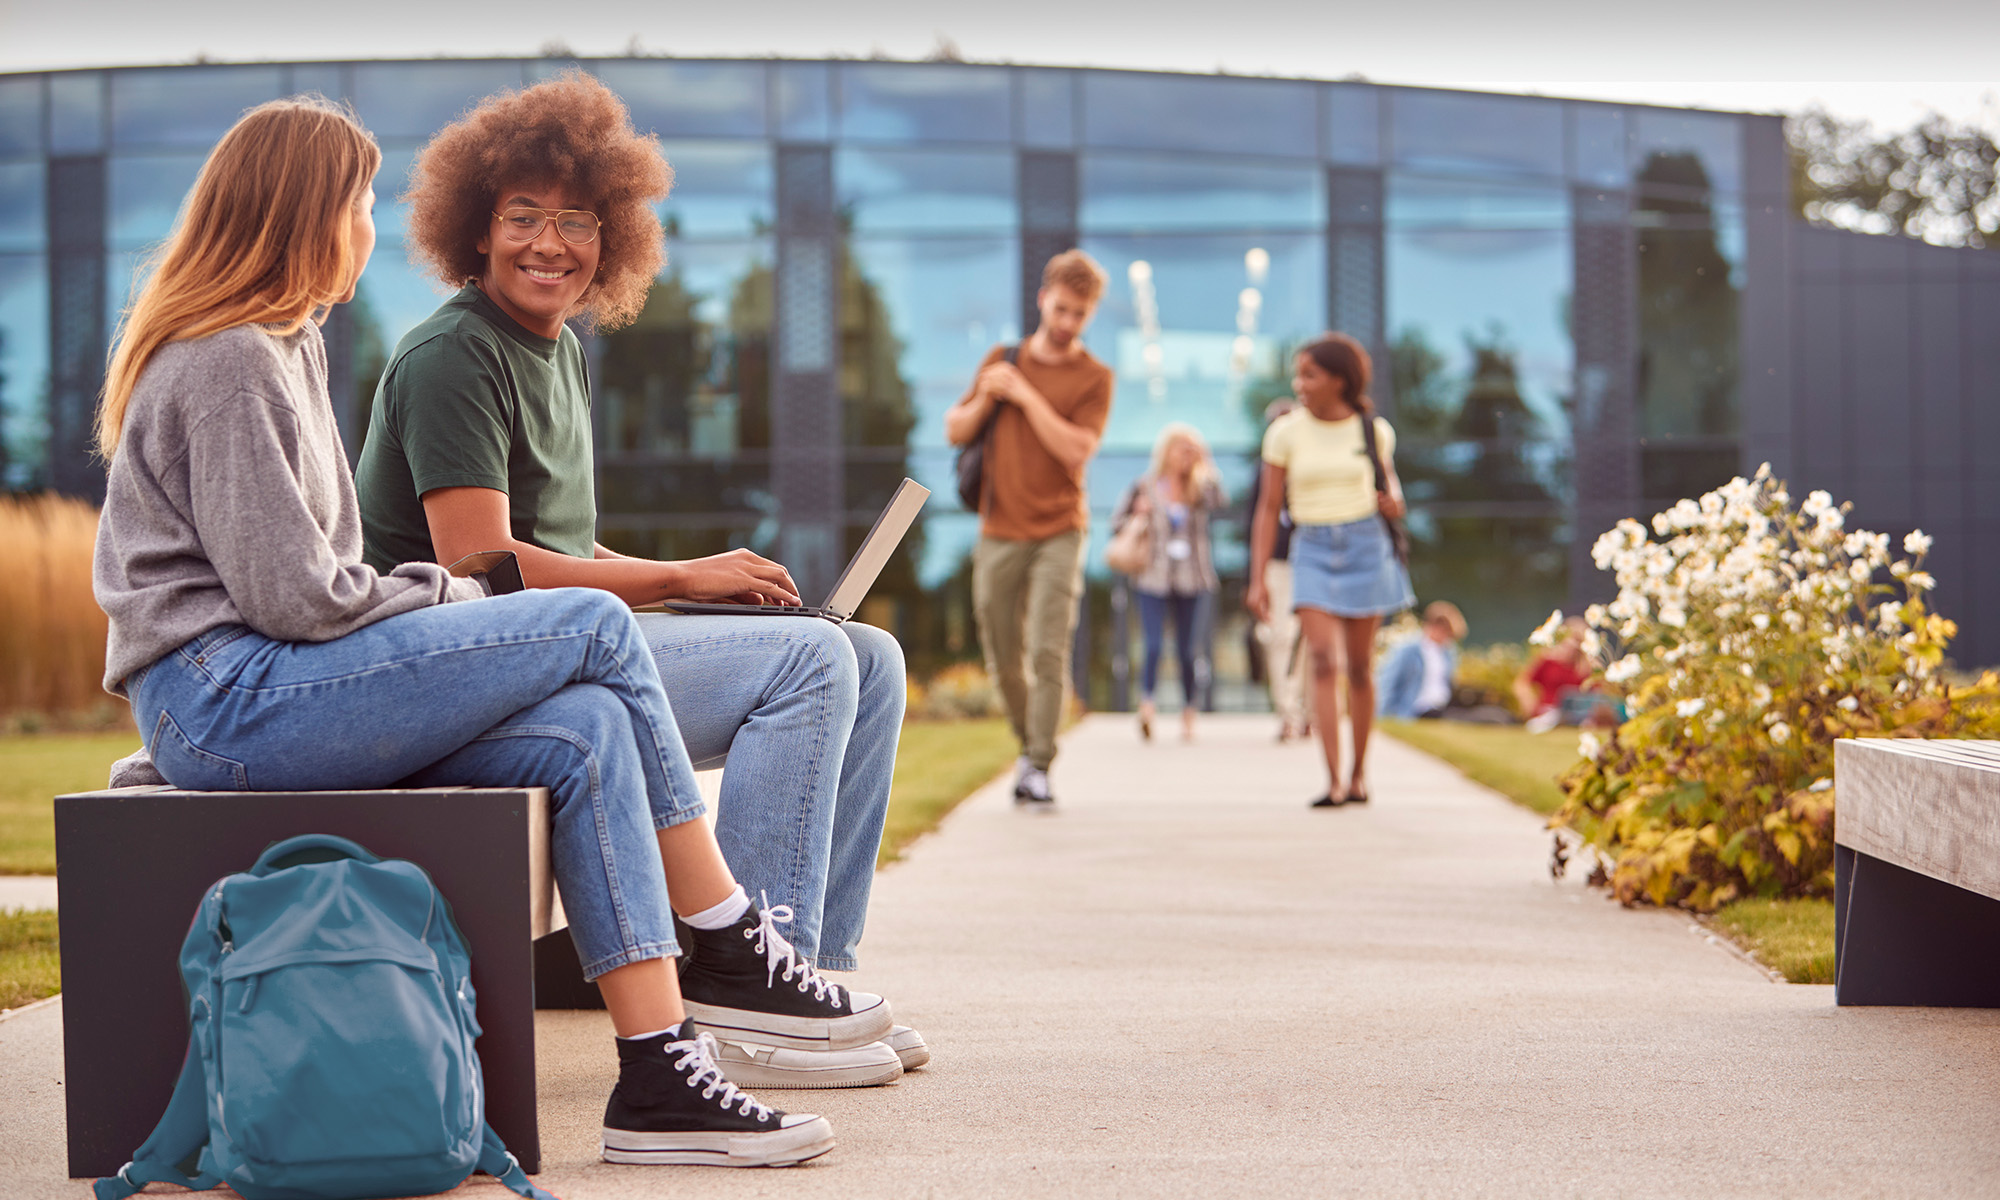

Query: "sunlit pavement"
left=5, top=713, right=1997, bottom=1198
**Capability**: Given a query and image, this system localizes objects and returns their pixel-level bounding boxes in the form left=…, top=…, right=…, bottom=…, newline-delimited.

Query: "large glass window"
left=593, top=61, right=767, bottom=139
left=1081, top=154, right=1323, bottom=234
left=775, top=62, right=830, bottom=141
left=0, top=163, right=45, bottom=253
left=111, top=67, right=284, bottom=148
left=0, top=255, right=50, bottom=490
left=660, top=141, right=772, bottom=238
left=1385, top=185, right=1574, bottom=641
left=836, top=148, right=1015, bottom=235
left=837, top=64, right=1010, bottom=144
left=1633, top=110, right=1743, bottom=197
left=1386, top=174, right=1567, bottom=231
left=108, top=153, right=203, bottom=249
left=1017, top=69, right=1075, bottom=149
left=352, top=62, right=525, bottom=142
left=1569, top=104, right=1627, bottom=188
left=287, top=64, right=348, bottom=103
left=1082, top=74, right=1316, bottom=160
left=1390, top=91, right=1564, bottom=180
left=49, top=72, right=104, bottom=154
left=0, top=76, right=43, bottom=157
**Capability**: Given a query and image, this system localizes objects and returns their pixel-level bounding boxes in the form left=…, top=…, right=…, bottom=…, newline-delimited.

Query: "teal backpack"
left=95, top=834, right=557, bottom=1200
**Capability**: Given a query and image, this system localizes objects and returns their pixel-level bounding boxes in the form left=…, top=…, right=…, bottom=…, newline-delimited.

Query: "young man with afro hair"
left=354, top=73, right=929, bottom=1114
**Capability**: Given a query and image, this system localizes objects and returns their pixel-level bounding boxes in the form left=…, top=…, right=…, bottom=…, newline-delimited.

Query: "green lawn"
left=0, top=721, right=1013, bottom=1006
left=1710, top=897, right=1837, bottom=984
left=1380, top=718, right=1582, bottom=816
left=0, top=732, right=139, bottom=874
left=1381, top=718, right=1835, bottom=984
left=879, top=718, right=1017, bottom=866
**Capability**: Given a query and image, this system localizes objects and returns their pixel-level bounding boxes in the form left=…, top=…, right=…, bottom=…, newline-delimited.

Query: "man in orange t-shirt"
left=944, top=250, right=1115, bottom=808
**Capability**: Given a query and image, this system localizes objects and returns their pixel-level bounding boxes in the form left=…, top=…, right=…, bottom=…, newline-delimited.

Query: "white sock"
left=681, top=885, right=751, bottom=930
left=617, top=1025, right=681, bottom=1042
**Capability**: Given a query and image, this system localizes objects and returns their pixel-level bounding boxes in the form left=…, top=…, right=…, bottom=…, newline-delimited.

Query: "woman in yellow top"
left=1246, top=333, right=1414, bottom=808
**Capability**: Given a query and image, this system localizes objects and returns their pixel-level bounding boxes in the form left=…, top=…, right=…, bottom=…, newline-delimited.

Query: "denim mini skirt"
left=1290, top=516, right=1416, bottom=618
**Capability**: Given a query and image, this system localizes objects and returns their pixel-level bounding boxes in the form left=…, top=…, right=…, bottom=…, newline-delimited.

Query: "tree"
left=1789, top=106, right=2000, bottom=250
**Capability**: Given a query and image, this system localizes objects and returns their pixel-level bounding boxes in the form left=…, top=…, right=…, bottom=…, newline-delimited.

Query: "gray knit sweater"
left=94, top=321, right=485, bottom=700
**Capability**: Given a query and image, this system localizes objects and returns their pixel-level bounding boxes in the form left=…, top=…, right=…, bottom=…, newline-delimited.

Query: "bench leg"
left=1835, top=843, right=2000, bottom=1006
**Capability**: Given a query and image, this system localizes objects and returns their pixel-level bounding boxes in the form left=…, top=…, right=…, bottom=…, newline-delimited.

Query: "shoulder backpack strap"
left=93, top=1044, right=222, bottom=1200
left=478, top=1123, right=562, bottom=1200
left=1357, top=413, right=1388, bottom=495
left=979, top=343, right=1019, bottom=440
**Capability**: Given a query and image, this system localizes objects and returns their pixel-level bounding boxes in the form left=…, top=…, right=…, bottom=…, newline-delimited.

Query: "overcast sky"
left=3, top=0, right=1995, bottom=135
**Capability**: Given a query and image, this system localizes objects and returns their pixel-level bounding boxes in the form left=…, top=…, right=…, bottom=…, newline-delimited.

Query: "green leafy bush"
left=1551, top=468, right=2000, bottom=911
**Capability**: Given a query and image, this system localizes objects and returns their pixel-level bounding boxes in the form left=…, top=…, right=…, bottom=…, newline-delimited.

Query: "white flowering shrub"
left=1550, top=466, right=2000, bottom=910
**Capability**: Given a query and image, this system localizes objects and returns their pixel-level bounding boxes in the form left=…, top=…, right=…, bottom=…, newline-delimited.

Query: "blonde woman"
left=91, top=97, right=866, bottom=1169
left=1111, top=422, right=1225, bottom=742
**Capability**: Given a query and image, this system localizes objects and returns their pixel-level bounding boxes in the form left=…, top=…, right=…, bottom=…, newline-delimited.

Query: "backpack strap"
left=250, top=834, right=380, bottom=875
left=478, top=1123, right=562, bottom=1200
left=93, top=1044, right=221, bottom=1200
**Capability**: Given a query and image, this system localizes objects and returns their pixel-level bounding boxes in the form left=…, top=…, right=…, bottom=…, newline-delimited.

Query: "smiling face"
left=1292, top=352, right=1355, bottom=420
left=475, top=179, right=601, bottom=339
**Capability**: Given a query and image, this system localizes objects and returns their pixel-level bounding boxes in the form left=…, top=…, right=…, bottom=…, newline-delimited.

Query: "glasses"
left=491, top=206, right=601, bottom=245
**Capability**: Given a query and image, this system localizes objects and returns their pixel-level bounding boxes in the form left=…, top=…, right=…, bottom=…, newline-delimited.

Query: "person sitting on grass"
left=1376, top=600, right=1467, bottom=720
left=351, top=72, right=924, bottom=1086
left=1515, top=616, right=1619, bottom=732
left=92, top=95, right=882, bottom=1169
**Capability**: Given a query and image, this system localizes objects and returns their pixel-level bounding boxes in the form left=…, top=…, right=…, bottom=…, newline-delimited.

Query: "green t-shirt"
left=356, top=284, right=598, bottom=572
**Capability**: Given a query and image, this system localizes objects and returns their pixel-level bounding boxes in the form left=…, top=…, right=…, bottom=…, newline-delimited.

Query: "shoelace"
left=747, top=897, right=845, bottom=1008
left=670, top=1030, right=774, bottom=1120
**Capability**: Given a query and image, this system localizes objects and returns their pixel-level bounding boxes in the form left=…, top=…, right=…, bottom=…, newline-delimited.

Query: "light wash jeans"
left=633, top=614, right=905, bottom=971
left=125, top=588, right=703, bottom=982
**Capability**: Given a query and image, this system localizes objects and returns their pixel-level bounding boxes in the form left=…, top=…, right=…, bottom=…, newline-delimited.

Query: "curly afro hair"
left=403, top=71, right=670, bottom=332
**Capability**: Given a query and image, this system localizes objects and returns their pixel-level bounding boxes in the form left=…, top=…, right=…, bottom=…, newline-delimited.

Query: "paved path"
left=5, top=714, right=1998, bottom=1197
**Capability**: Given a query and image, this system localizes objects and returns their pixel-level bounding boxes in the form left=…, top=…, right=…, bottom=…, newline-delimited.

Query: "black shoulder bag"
left=1358, top=413, right=1411, bottom=564
left=954, top=344, right=1019, bottom=511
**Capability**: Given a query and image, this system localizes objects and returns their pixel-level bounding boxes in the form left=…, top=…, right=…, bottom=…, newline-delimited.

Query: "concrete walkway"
left=5, top=714, right=1998, bottom=1197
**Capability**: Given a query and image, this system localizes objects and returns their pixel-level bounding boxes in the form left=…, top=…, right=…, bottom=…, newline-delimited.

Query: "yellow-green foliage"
left=905, top=661, right=1003, bottom=721
left=1553, top=470, right=2000, bottom=912
left=1453, top=642, right=1530, bottom=714
left=0, top=495, right=109, bottom=722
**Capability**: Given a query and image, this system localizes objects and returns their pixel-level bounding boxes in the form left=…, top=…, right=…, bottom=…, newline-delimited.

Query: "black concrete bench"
left=53, top=785, right=606, bottom=1178
left=1833, top=739, right=2000, bottom=1006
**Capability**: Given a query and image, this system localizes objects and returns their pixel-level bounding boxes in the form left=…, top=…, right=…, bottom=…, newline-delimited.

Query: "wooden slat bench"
left=1832, top=739, right=2000, bottom=1006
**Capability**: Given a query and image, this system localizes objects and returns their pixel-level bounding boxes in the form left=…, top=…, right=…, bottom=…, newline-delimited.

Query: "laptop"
left=637, top=478, right=930, bottom=624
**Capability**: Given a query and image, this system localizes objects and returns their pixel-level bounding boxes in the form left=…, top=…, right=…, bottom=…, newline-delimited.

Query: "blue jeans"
left=125, top=589, right=703, bottom=982
left=1136, top=591, right=1205, bottom=706
left=634, top=614, right=904, bottom=971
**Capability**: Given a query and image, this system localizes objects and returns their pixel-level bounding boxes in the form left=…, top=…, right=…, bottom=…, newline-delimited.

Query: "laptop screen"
left=821, top=479, right=930, bottom=618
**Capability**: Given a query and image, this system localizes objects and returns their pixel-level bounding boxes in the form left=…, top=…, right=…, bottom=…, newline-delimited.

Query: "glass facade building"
left=0, top=60, right=1812, bottom=695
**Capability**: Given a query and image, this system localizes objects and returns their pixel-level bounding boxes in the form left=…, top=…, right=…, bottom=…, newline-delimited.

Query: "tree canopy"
left=1788, top=107, right=1999, bottom=250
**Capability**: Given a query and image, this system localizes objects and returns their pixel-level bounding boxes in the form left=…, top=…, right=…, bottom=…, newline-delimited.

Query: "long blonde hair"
left=1146, top=421, right=1219, bottom=496
left=98, top=96, right=381, bottom=458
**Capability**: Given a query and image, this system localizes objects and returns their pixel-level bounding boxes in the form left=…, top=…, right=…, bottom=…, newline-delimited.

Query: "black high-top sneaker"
left=600, top=1020, right=834, bottom=1167
left=676, top=900, right=893, bottom=1051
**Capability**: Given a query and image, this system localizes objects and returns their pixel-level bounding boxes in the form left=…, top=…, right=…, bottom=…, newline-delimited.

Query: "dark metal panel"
left=1019, top=150, right=1079, bottom=337
left=772, top=144, right=843, bottom=595
left=1789, top=278, right=1844, bottom=492
left=1737, top=115, right=1792, bottom=479
left=46, top=153, right=106, bottom=501
left=1568, top=186, right=1640, bottom=611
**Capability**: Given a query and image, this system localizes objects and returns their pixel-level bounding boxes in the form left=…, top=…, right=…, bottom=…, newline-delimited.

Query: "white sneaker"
left=1014, top=765, right=1054, bottom=806
left=884, top=1025, right=930, bottom=1071
left=711, top=1037, right=903, bottom=1089
left=1525, top=711, right=1561, bottom=734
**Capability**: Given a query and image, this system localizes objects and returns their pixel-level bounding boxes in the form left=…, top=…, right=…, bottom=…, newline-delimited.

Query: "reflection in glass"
left=108, top=153, right=203, bottom=248
left=111, top=67, right=283, bottom=148
left=49, top=72, right=105, bottom=154
left=1082, top=74, right=1316, bottom=159
left=1018, top=69, right=1074, bottom=149
left=1632, top=109, right=1743, bottom=195
left=1405, top=513, right=1569, bottom=644
left=593, top=61, right=767, bottom=139
left=1081, top=154, right=1323, bottom=234
left=659, top=141, right=772, bottom=238
left=1390, top=91, right=1563, bottom=179
left=0, top=163, right=46, bottom=253
left=837, top=148, right=1015, bottom=235
left=838, top=64, right=1010, bottom=144
left=351, top=62, right=526, bottom=141
left=287, top=64, right=348, bottom=103
left=1324, top=85, right=1380, bottom=166
left=0, top=76, right=44, bottom=156
left=596, top=240, right=774, bottom=459
left=0, top=254, right=51, bottom=490
left=1635, top=151, right=1741, bottom=504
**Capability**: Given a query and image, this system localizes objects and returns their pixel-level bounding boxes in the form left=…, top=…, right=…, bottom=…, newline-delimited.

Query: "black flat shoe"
left=1343, top=789, right=1370, bottom=806
left=1310, top=794, right=1341, bottom=808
